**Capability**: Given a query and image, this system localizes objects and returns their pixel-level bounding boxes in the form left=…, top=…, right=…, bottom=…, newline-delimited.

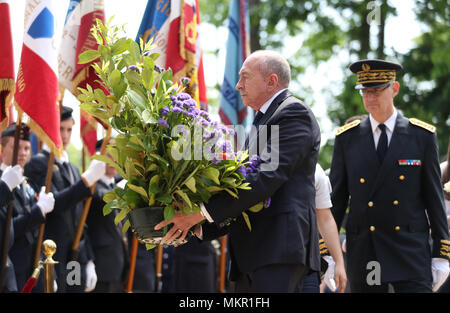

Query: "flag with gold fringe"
left=58, top=0, right=106, bottom=156
left=0, top=0, right=15, bottom=131
left=14, top=0, right=62, bottom=157
left=136, top=0, right=208, bottom=111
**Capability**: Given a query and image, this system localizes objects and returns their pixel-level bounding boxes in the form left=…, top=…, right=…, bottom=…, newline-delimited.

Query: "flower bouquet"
left=77, top=20, right=254, bottom=248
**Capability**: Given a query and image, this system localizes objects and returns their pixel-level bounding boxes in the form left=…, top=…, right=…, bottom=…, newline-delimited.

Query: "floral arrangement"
left=76, top=19, right=267, bottom=244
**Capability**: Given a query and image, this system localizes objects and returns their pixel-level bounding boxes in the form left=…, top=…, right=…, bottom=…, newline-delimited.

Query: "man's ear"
left=392, top=81, right=400, bottom=96
left=266, top=73, right=279, bottom=92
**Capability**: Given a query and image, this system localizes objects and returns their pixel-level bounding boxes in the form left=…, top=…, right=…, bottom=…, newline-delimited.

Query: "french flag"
left=14, top=0, right=62, bottom=157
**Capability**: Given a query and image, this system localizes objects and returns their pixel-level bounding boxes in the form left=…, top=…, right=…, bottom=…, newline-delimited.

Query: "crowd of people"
left=1, top=50, right=449, bottom=293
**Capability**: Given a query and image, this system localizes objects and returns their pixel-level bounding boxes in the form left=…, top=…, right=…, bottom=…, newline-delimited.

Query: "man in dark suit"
left=1, top=123, right=55, bottom=292
left=156, top=50, right=322, bottom=292
left=24, top=106, right=105, bottom=292
left=87, top=139, right=128, bottom=293
left=329, top=59, right=450, bottom=292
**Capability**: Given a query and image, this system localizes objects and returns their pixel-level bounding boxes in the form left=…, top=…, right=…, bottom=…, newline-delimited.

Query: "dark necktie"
left=63, top=162, right=74, bottom=184
left=377, top=124, right=388, bottom=163
left=253, top=111, right=264, bottom=127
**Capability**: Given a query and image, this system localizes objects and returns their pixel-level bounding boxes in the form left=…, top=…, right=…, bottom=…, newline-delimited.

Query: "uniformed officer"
left=329, top=59, right=450, bottom=292
left=0, top=123, right=55, bottom=292
left=87, top=138, right=128, bottom=293
left=24, top=106, right=105, bottom=292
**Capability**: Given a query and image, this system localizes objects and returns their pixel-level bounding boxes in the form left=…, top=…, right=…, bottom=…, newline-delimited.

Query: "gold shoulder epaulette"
left=336, top=119, right=361, bottom=136
left=409, top=118, right=436, bottom=133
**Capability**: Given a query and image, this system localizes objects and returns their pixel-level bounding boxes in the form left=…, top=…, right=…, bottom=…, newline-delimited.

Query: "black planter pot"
left=127, top=206, right=192, bottom=246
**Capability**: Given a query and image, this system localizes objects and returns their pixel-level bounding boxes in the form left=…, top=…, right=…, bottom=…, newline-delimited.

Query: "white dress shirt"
left=369, top=108, right=398, bottom=148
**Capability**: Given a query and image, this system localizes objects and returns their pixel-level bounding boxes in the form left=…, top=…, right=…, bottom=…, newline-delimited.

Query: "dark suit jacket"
left=202, top=90, right=321, bottom=279
left=0, top=180, right=13, bottom=207
left=330, top=114, right=450, bottom=284
left=0, top=203, right=17, bottom=292
left=24, top=150, right=95, bottom=292
left=8, top=179, right=45, bottom=291
left=87, top=179, right=127, bottom=284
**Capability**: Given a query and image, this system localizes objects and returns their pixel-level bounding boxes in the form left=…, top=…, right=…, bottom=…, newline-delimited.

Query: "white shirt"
left=315, top=164, right=332, bottom=209
left=42, top=143, right=70, bottom=164
left=258, top=88, right=288, bottom=114
left=440, top=161, right=450, bottom=221
left=369, top=108, right=398, bottom=148
left=100, top=175, right=115, bottom=187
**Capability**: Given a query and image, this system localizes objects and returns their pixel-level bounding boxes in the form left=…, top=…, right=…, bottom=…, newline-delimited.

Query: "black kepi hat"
left=350, top=59, right=403, bottom=90
left=61, top=106, right=73, bottom=121
left=1, top=123, right=31, bottom=141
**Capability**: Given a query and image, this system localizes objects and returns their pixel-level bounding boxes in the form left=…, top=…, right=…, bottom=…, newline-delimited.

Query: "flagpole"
left=0, top=115, right=22, bottom=289
left=219, top=235, right=227, bottom=292
left=70, top=126, right=111, bottom=260
left=33, top=151, right=55, bottom=269
left=155, top=245, right=164, bottom=292
left=125, top=234, right=138, bottom=293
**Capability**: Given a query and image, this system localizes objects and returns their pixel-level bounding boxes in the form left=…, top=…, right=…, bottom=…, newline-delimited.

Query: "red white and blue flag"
left=0, top=0, right=15, bottom=131
left=14, top=0, right=62, bottom=157
left=58, top=0, right=106, bottom=156
left=136, top=0, right=208, bottom=111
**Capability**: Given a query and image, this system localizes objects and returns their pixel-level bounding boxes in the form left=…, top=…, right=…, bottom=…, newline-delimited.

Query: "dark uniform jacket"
left=0, top=204, right=17, bottom=292
left=7, top=177, right=45, bottom=292
left=330, top=114, right=450, bottom=284
left=86, top=179, right=127, bottom=285
left=0, top=180, right=13, bottom=207
left=202, top=90, right=321, bottom=281
left=24, top=150, right=95, bottom=292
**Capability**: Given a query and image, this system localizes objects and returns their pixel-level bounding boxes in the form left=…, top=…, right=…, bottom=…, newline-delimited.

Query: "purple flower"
left=157, top=118, right=169, bottom=128
left=264, top=197, right=271, bottom=208
left=237, top=166, right=247, bottom=178
left=160, top=106, right=169, bottom=116
left=154, top=65, right=164, bottom=73
left=183, top=99, right=197, bottom=108
left=177, top=92, right=191, bottom=101
left=180, top=77, right=191, bottom=86
left=128, top=65, right=139, bottom=71
left=171, top=106, right=183, bottom=113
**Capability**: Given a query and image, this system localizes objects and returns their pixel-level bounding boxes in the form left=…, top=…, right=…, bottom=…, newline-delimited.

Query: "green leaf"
left=142, top=109, right=157, bottom=124
left=114, top=208, right=128, bottom=225
left=248, top=202, right=264, bottom=213
left=242, top=212, right=252, bottom=231
left=122, top=220, right=130, bottom=234
left=200, top=167, right=220, bottom=185
left=127, top=183, right=149, bottom=201
left=164, top=205, right=175, bottom=221
left=156, top=194, right=173, bottom=204
left=78, top=49, right=101, bottom=64
left=184, top=176, right=196, bottom=193
left=103, top=190, right=117, bottom=203
left=149, top=182, right=160, bottom=194
left=127, top=89, right=147, bottom=112
left=145, top=244, right=157, bottom=250
left=109, top=69, right=122, bottom=89
left=103, top=200, right=119, bottom=216
left=175, top=189, right=192, bottom=209
left=224, top=188, right=238, bottom=198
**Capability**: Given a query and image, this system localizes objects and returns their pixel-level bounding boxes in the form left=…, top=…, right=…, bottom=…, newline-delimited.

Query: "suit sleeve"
left=205, top=102, right=316, bottom=223
left=0, top=180, right=13, bottom=207
left=12, top=205, right=44, bottom=239
left=422, top=132, right=450, bottom=260
left=329, top=135, right=349, bottom=231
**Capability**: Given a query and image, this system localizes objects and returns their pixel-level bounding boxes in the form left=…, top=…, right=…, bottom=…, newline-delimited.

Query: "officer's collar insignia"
left=409, top=118, right=436, bottom=133
left=336, top=119, right=361, bottom=136
left=398, top=160, right=421, bottom=166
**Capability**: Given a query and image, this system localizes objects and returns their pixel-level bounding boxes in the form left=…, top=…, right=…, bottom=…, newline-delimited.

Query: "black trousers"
left=232, top=263, right=310, bottom=293
left=350, top=279, right=432, bottom=293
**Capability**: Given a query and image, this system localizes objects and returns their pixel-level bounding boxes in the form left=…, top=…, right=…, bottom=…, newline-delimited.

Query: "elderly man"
left=329, top=59, right=450, bottom=292
left=156, top=50, right=322, bottom=292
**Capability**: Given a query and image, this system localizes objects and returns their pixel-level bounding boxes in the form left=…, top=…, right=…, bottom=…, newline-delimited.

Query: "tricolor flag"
left=58, top=0, right=106, bottom=156
left=219, top=0, right=252, bottom=127
left=136, top=0, right=208, bottom=111
left=0, top=0, right=15, bottom=131
left=14, top=0, right=62, bottom=157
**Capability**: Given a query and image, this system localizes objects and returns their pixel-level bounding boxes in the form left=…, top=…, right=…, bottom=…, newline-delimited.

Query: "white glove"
left=432, top=258, right=449, bottom=292
left=81, top=159, right=106, bottom=187
left=341, top=238, right=347, bottom=253
left=53, top=280, right=58, bottom=293
left=84, top=260, right=97, bottom=292
left=36, top=187, right=55, bottom=217
left=323, top=255, right=337, bottom=292
left=1, top=164, right=23, bottom=191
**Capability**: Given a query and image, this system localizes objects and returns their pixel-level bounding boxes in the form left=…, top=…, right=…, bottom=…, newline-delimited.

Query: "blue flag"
left=219, top=0, right=252, bottom=128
